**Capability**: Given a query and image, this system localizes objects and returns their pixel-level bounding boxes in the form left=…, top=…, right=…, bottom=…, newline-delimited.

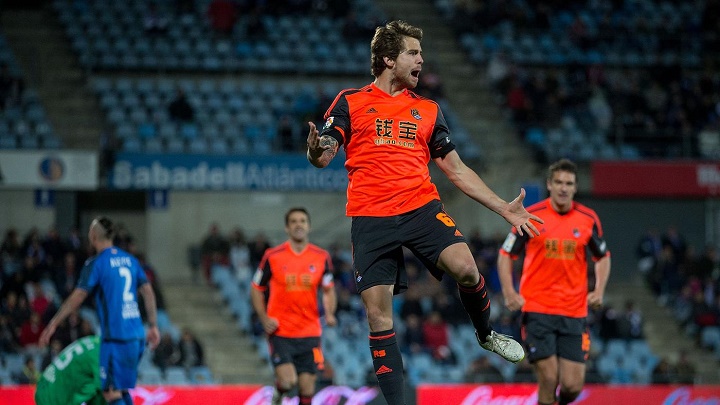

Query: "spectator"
left=244, top=7, right=266, bottom=39
left=0, top=314, right=19, bottom=353
left=0, top=63, right=24, bottom=110
left=7, top=293, right=32, bottom=333
left=247, top=231, right=271, bottom=270
left=486, top=51, right=511, bottom=91
left=507, top=78, right=530, bottom=127
left=143, top=3, right=169, bottom=35
left=112, top=223, right=134, bottom=252
left=177, top=328, right=204, bottom=369
left=598, top=304, right=620, bottom=340
left=512, top=358, right=535, bottom=383
left=54, top=252, right=80, bottom=300
left=652, top=357, right=675, bottom=384
left=617, top=299, right=644, bottom=340
left=341, top=11, right=373, bottom=41
left=19, top=312, right=45, bottom=348
left=14, top=355, right=41, bottom=384
left=29, top=283, right=53, bottom=323
left=401, top=313, right=425, bottom=356
left=654, top=244, right=681, bottom=304
left=277, top=114, right=298, bottom=152
left=422, top=310, right=455, bottom=364
left=136, top=252, right=166, bottom=312
left=465, top=356, right=504, bottom=383
left=168, top=89, right=195, bottom=122
left=588, top=88, right=613, bottom=134
left=200, top=223, right=230, bottom=283
left=153, top=332, right=180, bottom=372
left=40, top=338, right=64, bottom=370
left=228, top=227, right=251, bottom=281
left=414, top=62, right=445, bottom=100
left=207, top=0, right=238, bottom=35
left=675, top=350, right=696, bottom=385
left=636, top=228, right=662, bottom=280
left=53, top=310, right=88, bottom=348
left=662, top=226, right=687, bottom=264
left=431, top=292, right=467, bottom=327
left=1, top=228, right=23, bottom=274
left=42, top=226, right=66, bottom=273
left=492, top=313, right=520, bottom=341
left=64, top=227, right=84, bottom=257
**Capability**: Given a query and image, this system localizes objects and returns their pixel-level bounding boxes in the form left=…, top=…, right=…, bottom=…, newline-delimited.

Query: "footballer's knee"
left=452, top=262, right=481, bottom=286
left=364, top=306, right=393, bottom=331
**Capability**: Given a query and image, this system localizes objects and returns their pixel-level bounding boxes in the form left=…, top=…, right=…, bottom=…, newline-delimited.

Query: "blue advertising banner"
left=109, top=153, right=348, bottom=191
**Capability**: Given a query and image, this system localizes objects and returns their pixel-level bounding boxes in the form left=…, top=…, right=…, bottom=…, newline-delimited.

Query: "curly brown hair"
left=370, top=20, right=423, bottom=77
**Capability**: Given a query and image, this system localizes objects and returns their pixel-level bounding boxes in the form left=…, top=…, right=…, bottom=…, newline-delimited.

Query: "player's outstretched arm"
left=306, top=122, right=339, bottom=168
left=434, top=150, right=543, bottom=236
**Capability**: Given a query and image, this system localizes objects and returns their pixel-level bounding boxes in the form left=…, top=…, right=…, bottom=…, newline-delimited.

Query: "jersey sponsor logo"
left=122, top=301, right=141, bottom=319
left=410, top=109, right=422, bottom=120
left=501, top=233, right=517, bottom=252
left=323, top=116, right=335, bottom=130
left=544, top=238, right=577, bottom=260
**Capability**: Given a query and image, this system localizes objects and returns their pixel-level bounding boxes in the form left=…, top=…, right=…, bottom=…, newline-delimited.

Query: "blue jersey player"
left=40, top=216, right=160, bottom=405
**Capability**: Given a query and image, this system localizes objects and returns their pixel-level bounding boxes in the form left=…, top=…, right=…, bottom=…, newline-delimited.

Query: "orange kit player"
left=306, top=20, right=543, bottom=405
left=250, top=207, right=337, bottom=405
left=498, top=158, right=611, bottom=405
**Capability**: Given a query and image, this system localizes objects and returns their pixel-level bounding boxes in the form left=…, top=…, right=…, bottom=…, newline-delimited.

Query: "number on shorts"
left=436, top=212, right=456, bottom=227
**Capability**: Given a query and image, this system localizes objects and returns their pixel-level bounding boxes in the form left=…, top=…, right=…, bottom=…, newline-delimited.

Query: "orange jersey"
left=320, top=83, right=456, bottom=217
left=251, top=242, right=334, bottom=338
left=499, top=199, right=610, bottom=317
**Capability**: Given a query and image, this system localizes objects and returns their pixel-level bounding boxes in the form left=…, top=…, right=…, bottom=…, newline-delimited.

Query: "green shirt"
left=35, top=336, right=107, bottom=405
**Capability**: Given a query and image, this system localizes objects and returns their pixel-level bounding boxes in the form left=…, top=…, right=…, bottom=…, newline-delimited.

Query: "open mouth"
left=411, top=70, right=421, bottom=78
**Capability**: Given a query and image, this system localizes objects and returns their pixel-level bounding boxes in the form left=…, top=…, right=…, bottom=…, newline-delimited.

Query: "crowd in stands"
left=433, top=0, right=720, bottom=162
left=0, top=223, right=206, bottom=385
left=636, top=226, right=720, bottom=362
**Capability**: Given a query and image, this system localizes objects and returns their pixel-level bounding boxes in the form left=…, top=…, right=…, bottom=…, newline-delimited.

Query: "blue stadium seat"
left=0, top=134, right=17, bottom=149
left=166, top=138, right=185, bottom=153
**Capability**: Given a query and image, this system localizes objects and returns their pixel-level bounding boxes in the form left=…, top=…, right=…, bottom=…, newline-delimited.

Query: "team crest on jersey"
left=573, top=228, right=581, bottom=238
left=410, top=109, right=422, bottom=120
left=309, top=265, right=316, bottom=273
left=323, top=116, right=335, bottom=130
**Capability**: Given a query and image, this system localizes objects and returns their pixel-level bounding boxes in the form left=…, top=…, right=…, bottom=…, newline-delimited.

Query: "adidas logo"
left=366, top=107, right=378, bottom=114
left=375, top=365, right=393, bottom=375
left=454, top=229, right=463, bottom=237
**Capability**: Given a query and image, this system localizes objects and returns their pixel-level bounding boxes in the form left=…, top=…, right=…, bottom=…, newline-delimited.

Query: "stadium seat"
left=165, top=367, right=190, bottom=385
left=190, top=366, right=216, bottom=385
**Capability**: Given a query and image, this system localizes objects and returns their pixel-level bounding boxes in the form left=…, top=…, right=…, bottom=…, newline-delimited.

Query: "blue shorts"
left=100, top=339, right=145, bottom=390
